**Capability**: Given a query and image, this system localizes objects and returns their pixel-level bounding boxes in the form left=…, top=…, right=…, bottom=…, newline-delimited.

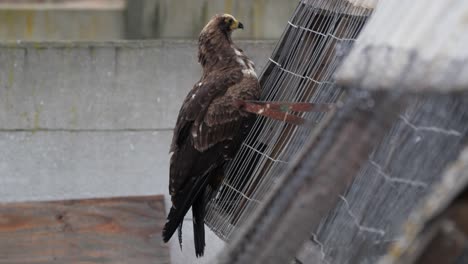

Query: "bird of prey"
left=162, top=14, right=261, bottom=257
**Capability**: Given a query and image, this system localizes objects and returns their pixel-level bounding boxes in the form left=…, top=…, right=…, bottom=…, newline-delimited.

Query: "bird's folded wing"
left=170, top=70, right=243, bottom=153
left=192, top=79, right=260, bottom=152
left=192, top=97, right=246, bottom=152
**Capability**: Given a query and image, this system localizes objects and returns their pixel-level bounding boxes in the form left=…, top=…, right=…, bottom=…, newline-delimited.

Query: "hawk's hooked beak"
left=230, top=20, right=244, bottom=30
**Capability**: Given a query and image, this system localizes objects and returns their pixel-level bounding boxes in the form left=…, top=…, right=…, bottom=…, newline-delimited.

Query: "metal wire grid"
left=300, top=92, right=468, bottom=264
left=216, top=89, right=407, bottom=264
left=204, top=0, right=468, bottom=263
left=205, top=0, right=373, bottom=240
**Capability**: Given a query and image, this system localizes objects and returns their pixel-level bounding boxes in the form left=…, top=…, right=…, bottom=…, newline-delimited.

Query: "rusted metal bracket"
left=236, top=100, right=335, bottom=125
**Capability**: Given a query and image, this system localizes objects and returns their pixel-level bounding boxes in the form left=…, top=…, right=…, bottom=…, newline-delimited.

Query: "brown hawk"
left=162, top=14, right=261, bottom=257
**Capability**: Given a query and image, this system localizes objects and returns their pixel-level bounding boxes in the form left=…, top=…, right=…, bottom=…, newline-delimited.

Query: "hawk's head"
left=202, top=14, right=244, bottom=36
left=198, top=14, right=244, bottom=68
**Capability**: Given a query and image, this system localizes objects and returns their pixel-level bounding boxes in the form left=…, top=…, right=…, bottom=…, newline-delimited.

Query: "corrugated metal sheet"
left=337, top=0, right=468, bottom=92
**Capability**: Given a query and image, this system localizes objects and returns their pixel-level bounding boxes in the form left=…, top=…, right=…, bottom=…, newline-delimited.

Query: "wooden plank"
left=0, top=196, right=169, bottom=264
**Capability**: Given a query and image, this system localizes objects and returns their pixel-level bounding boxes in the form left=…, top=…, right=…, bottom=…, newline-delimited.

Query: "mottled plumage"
left=162, top=14, right=260, bottom=257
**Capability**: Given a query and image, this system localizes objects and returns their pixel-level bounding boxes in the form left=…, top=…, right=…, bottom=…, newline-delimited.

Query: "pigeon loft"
left=0, top=196, right=170, bottom=264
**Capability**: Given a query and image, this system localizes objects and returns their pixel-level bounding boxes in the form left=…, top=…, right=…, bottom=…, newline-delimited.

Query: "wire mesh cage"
left=205, top=0, right=373, bottom=241
left=379, top=146, right=468, bottom=264
left=213, top=85, right=408, bottom=263
left=210, top=0, right=468, bottom=263
left=297, top=92, right=468, bottom=264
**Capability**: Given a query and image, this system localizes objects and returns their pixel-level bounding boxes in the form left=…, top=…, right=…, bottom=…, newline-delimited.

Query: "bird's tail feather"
left=178, top=222, right=183, bottom=249
left=162, top=205, right=185, bottom=243
left=192, top=195, right=206, bottom=257
left=162, top=165, right=215, bottom=245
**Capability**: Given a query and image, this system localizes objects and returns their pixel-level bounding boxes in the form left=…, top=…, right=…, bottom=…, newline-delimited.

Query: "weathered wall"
left=0, top=40, right=274, bottom=130
left=0, top=9, right=124, bottom=41
left=0, top=40, right=276, bottom=264
left=127, top=0, right=298, bottom=39
left=0, top=0, right=297, bottom=40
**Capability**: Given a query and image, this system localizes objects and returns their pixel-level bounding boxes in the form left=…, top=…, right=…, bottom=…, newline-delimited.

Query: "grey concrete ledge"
left=0, top=40, right=276, bottom=130
left=0, top=130, right=172, bottom=202
left=0, top=39, right=277, bottom=49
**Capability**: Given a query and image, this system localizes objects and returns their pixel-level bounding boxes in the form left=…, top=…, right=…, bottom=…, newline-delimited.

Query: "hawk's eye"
left=228, top=18, right=233, bottom=24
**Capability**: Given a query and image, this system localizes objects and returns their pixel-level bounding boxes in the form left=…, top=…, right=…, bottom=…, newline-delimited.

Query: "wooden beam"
left=0, top=195, right=169, bottom=264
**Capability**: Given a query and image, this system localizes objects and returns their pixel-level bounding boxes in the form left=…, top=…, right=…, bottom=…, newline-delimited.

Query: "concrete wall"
left=0, top=7, right=124, bottom=40
left=0, top=40, right=275, bottom=263
left=127, top=0, right=298, bottom=39
left=0, top=0, right=296, bottom=40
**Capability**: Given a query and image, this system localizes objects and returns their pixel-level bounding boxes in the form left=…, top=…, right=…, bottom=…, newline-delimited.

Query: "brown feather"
left=163, top=14, right=260, bottom=257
